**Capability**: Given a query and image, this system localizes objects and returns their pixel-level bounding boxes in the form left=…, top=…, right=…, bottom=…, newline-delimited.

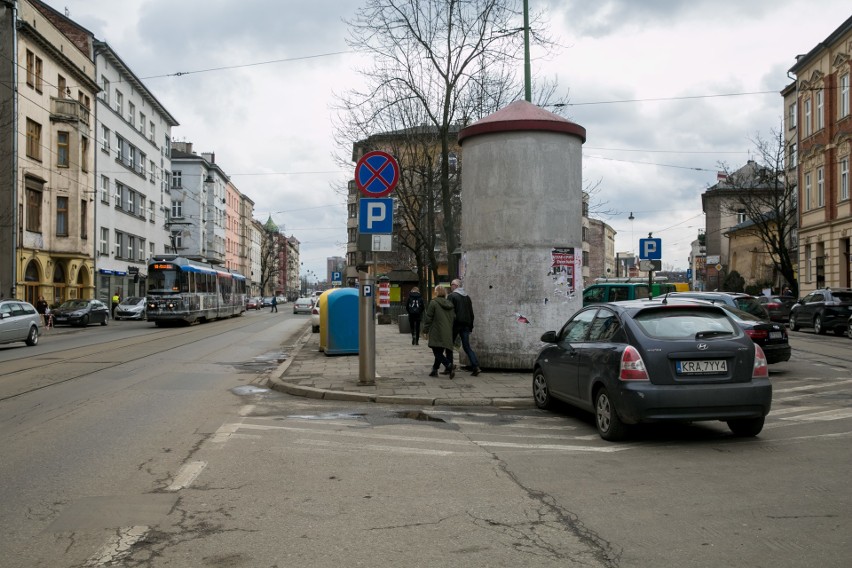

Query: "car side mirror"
left=540, top=330, right=558, bottom=343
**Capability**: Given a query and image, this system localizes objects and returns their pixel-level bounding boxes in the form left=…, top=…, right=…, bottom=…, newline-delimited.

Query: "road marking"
left=473, top=440, right=630, bottom=452
left=780, top=408, right=852, bottom=422
left=166, top=461, right=207, bottom=491
left=239, top=404, right=255, bottom=416
left=769, top=406, right=822, bottom=416
left=295, top=438, right=455, bottom=456
left=85, top=526, right=148, bottom=566
left=774, top=378, right=852, bottom=393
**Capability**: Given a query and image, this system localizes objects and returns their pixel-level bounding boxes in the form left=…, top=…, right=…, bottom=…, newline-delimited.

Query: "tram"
left=146, top=255, right=247, bottom=325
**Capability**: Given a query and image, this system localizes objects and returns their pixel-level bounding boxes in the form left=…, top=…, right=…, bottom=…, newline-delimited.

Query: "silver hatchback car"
left=0, top=299, right=42, bottom=347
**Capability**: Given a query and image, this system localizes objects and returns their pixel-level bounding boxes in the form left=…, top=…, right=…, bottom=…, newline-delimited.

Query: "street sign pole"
left=647, top=233, right=653, bottom=294
left=359, top=270, right=376, bottom=385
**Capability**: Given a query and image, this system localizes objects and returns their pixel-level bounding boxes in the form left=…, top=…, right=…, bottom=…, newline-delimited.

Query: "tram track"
left=0, top=315, right=291, bottom=403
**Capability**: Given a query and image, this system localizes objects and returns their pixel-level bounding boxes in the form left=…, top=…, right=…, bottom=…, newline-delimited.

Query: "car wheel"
left=532, top=369, right=553, bottom=409
left=81, top=314, right=90, bottom=327
left=789, top=313, right=800, bottom=331
left=101, top=316, right=108, bottom=326
left=727, top=417, right=764, bottom=437
left=26, top=325, right=39, bottom=346
left=594, top=387, right=628, bottom=441
left=848, top=319, right=852, bottom=339
left=814, top=314, right=825, bottom=335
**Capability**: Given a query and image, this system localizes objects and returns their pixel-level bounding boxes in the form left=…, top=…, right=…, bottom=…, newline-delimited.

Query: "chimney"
left=171, top=141, right=193, bottom=154
left=202, top=152, right=215, bottom=164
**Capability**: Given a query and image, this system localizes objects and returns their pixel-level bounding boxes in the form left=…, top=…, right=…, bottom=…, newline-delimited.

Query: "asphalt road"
left=0, top=314, right=849, bottom=567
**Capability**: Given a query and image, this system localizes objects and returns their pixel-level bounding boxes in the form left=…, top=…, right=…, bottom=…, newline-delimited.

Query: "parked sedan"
left=716, top=305, right=790, bottom=365
left=0, top=299, right=41, bottom=347
left=758, top=295, right=795, bottom=323
left=114, top=296, right=146, bottom=320
left=292, top=297, right=314, bottom=315
left=310, top=303, right=320, bottom=333
left=789, top=288, right=852, bottom=335
left=51, top=299, right=110, bottom=327
left=660, top=291, right=769, bottom=319
left=532, top=299, right=771, bottom=441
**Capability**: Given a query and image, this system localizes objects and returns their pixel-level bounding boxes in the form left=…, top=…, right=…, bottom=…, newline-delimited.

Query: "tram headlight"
left=167, top=302, right=175, bottom=309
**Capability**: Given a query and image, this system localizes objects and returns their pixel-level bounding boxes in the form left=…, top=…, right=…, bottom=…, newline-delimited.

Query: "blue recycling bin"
left=325, top=288, right=359, bottom=355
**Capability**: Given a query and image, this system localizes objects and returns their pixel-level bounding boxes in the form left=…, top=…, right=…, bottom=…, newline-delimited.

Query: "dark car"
left=51, top=299, right=110, bottom=327
left=0, top=299, right=41, bottom=347
left=246, top=297, right=262, bottom=310
left=789, top=288, right=852, bottom=335
left=260, top=297, right=273, bottom=308
left=660, top=291, right=769, bottom=319
left=532, top=299, right=771, bottom=441
left=758, top=295, right=795, bottom=323
left=716, top=305, right=791, bottom=365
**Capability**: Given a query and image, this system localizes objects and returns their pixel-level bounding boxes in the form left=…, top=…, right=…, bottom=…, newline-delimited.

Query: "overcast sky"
left=42, top=0, right=851, bottom=280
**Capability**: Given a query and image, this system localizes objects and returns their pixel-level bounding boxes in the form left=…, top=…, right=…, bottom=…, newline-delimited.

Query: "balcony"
left=51, top=98, right=90, bottom=126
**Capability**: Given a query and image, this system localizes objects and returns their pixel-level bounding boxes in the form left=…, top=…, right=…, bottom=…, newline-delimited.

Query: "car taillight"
left=311, top=307, right=319, bottom=315
left=752, top=344, right=769, bottom=378
left=765, top=302, right=780, bottom=309
left=619, top=346, right=649, bottom=381
left=745, top=329, right=768, bottom=340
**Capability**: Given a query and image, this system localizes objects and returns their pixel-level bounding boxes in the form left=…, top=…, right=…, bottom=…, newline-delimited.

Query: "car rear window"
left=632, top=308, right=738, bottom=340
left=833, top=291, right=852, bottom=302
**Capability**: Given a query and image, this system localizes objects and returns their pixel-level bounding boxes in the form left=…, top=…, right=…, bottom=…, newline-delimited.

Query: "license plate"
left=55, top=316, right=66, bottom=321
left=769, top=331, right=783, bottom=339
left=676, top=360, right=727, bottom=375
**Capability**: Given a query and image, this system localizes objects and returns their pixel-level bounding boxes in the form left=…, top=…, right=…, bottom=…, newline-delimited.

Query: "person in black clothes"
left=405, top=286, right=425, bottom=345
left=448, top=278, right=481, bottom=376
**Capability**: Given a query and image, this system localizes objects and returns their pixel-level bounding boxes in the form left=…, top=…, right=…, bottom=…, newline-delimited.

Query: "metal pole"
left=523, top=0, right=531, bottom=102
left=358, top=269, right=375, bottom=384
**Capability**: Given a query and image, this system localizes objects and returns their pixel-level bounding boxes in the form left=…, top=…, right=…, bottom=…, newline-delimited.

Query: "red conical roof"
left=458, top=100, right=586, bottom=144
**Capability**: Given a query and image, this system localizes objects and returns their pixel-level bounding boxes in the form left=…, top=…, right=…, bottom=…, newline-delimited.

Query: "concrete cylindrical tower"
left=458, top=100, right=586, bottom=369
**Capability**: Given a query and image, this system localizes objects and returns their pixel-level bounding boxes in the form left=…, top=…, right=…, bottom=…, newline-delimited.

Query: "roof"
left=458, top=100, right=586, bottom=144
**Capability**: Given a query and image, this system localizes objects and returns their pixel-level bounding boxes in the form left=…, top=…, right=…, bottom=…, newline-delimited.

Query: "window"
left=841, top=158, right=849, bottom=202
left=804, top=172, right=812, bottom=211
left=80, top=200, right=87, bottom=239
left=171, top=200, right=183, bottom=218
left=127, top=236, right=135, bottom=260
left=150, top=242, right=155, bottom=258
left=101, top=125, right=110, bottom=153
left=149, top=200, right=156, bottom=222
left=128, top=190, right=137, bottom=215
left=804, top=98, right=812, bottom=136
left=737, top=209, right=747, bottom=224
left=115, top=231, right=124, bottom=257
left=26, top=119, right=41, bottom=160
left=149, top=121, right=155, bottom=141
left=100, top=175, right=110, bottom=203
left=139, top=113, right=146, bottom=135
left=81, top=137, right=89, bottom=172
left=138, top=239, right=145, bottom=262
left=57, top=131, right=70, bottom=167
left=101, top=76, right=110, bottom=104
left=788, top=101, right=797, bottom=129
left=817, top=167, right=824, bottom=207
left=26, top=50, right=35, bottom=87
left=58, top=75, right=67, bottom=98
left=26, top=187, right=42, bottom=232
left=115, top=181, right=124, bottom=208
left=816, top=90, right=824, bottom=131
left=841, top=74, right=850, bottom=119
left=788, top=143, right=797, bottom=169
left=172, top=171, right=182, bottom=188
left=129, top=102, right=136, bottom=126
left=149, top=159, right=156, bottom=183
left=56, top=197, right=68, bottom=237
left=100, top=227, right=109, bottom=255
left=171, top=230, right=183, bottom=249
left=115, top=90, right=123, bottom=115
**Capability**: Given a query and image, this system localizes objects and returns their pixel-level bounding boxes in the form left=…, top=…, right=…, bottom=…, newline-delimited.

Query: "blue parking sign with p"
left=359, top=198, right=393, bottom=234
left=639, top=238, right=662, bottom=260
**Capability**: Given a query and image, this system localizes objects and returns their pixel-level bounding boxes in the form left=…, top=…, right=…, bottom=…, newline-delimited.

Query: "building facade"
left=787, top=16, right=852, bottom=293
left=93, top=40, right=178, bottom=301
left=3, top=1, right=99, bottom=305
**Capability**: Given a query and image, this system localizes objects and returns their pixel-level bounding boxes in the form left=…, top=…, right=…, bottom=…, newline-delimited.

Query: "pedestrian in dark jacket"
left=448, top=278, right=481, bottom=376
left=405, top=287, right=425, bottom=345
left=422, top=285, right=455, bottom=378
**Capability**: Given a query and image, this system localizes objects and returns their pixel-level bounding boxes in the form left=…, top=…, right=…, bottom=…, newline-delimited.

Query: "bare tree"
left=717, top=129, right=798, bottom=294
left=335, top=0, right=567, bottom=282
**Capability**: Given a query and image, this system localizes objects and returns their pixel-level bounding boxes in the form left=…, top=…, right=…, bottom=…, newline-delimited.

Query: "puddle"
left=287, top=412, right=367, bottom=420
left=394, top=410, right=445, bottom=423
left=231, top=385, right=270, bottom=396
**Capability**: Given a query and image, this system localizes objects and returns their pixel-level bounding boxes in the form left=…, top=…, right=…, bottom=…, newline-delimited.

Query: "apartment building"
left=93, top=40, right=178, bottom=300
left=1, top=0, right=99, bottom=305
left=787, top=15, right=852, bottom=292
left=169, top=143, right=227, bottom=264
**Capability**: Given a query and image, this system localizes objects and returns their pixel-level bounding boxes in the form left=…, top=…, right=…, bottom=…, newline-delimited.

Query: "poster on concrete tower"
left=549, top=247, right=580, bottom=299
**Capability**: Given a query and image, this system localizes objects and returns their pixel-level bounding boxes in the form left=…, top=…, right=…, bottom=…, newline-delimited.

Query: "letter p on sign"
left=639, top=238, right=662, bottom=260
left=359, top=198, right=393, bottom=234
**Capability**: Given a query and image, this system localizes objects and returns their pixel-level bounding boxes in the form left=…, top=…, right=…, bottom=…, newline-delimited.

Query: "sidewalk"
left=267, top=322, right=535, bottom=407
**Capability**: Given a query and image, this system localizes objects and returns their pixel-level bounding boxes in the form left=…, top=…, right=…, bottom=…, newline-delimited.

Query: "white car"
left=310, top=303, right=320, bottom=333
left=293, top=297, right=314, bottom=315
left=114, top=296, right=146, bottom=320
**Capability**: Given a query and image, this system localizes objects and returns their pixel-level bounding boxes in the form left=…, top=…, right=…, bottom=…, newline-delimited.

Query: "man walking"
left=270, top=296, right=278, bottom=313
left=448, top=278, right=481, bottom=376
left=405, top=286, right=424, bottom=345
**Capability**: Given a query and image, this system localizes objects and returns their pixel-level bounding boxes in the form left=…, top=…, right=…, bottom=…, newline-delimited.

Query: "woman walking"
left=422, top=285, right=456, bottom=378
